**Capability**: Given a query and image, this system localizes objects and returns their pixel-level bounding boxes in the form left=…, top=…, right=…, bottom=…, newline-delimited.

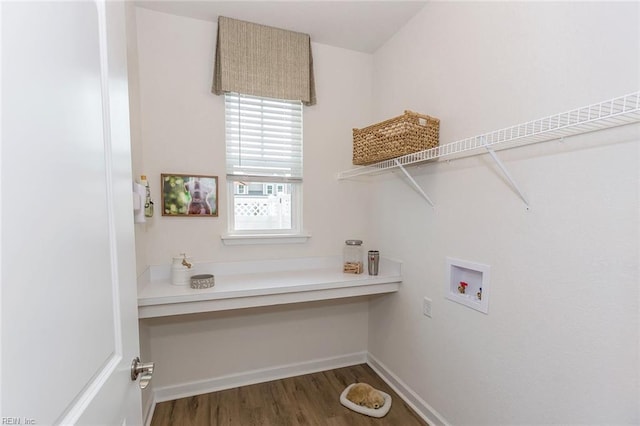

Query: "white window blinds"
left=225, top=93, right=303, bottom=182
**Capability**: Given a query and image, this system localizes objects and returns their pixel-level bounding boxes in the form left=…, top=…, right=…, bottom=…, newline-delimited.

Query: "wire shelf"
left=337, top=91, right=640, bottom=180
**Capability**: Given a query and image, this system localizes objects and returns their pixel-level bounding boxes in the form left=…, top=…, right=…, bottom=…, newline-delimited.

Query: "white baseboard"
left=366, top=353, right=450, bottom=426
left=143, top=351, right=450, bottom=426
left=152, top=351, right=367, bottom=404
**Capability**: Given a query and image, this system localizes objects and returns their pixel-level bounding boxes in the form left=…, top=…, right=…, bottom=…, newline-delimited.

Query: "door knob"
left=131, top=356, right=154, bottom=389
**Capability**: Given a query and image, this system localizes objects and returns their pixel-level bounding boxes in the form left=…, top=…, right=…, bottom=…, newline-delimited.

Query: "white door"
left=1, top=1, right=144, bottom=424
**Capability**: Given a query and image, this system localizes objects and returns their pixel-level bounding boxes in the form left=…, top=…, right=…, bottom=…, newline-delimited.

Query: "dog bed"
left=339, top=383, right=392, bottom=418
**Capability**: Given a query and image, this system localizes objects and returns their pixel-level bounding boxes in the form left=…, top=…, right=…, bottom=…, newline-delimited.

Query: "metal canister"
left=368, top=250, right=380, bottom=275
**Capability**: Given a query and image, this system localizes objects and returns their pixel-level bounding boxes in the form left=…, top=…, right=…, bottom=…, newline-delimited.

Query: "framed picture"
left=161, top=174, right=218, bottom=217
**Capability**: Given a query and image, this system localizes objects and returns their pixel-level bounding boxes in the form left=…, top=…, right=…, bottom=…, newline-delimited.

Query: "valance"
left=212, top=16, right=316, bottom=106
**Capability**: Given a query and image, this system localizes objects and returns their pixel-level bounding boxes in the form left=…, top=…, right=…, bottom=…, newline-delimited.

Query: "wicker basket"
left=353, top=111, right=440, bottom=165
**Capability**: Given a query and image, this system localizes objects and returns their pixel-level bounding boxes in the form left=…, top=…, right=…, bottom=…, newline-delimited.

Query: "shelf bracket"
left=394, top=159, right=435, bottom=208
left=484, top=147, right=530, bottom=209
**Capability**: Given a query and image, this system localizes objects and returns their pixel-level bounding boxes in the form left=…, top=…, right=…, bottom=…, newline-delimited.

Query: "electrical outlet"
left=423, top=297, right=432, bottom=318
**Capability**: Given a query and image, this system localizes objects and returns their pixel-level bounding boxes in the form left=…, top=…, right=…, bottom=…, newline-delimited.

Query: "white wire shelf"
left=337, top=91, right=640, bottom=180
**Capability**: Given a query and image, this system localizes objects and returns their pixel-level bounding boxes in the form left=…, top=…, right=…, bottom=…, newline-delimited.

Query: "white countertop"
left=137, top=256, right=402, bottom=319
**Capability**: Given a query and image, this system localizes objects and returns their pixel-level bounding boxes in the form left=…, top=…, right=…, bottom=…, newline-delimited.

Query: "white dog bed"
left=339, top=383, right=392, bottom=418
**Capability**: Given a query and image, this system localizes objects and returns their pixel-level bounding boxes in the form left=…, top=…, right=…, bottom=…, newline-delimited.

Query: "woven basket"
left=353, top=111, right=440, bottom=165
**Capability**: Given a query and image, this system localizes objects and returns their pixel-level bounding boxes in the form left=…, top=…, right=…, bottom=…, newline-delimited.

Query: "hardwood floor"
left=151, top=364, right=428, bottom=426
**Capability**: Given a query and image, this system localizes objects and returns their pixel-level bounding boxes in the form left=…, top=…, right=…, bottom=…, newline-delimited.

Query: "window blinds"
left=225, top=93, right=303, bottom=182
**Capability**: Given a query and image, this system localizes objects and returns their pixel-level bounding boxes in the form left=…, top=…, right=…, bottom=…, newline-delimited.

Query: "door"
left=1, top=1, right=143, bottom=424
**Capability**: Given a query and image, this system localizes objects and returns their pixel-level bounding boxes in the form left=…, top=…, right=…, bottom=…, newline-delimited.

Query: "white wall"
left=130, top=7, right=375, bottom=397
left=133, top=7, right=373, bottom=266
left=144, top=299, right=369, bottom=390
left=368, top=2, right=639, bottom=425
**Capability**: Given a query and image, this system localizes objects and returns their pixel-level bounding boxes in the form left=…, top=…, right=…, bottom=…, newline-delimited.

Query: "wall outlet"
left=423, top=297, right=432, bottom=318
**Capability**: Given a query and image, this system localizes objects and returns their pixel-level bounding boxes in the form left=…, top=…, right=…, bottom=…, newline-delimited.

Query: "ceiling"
left=134, top=1, right=427, bottom=53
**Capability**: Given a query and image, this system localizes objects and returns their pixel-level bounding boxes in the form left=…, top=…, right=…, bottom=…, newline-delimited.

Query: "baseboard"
left=152, top=351, right=368, bottom=404
left=366, top=353, right=450, bottom=426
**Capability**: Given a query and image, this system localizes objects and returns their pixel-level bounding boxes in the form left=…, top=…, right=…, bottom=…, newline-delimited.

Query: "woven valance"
left=212, top=16, right=316, bottom=106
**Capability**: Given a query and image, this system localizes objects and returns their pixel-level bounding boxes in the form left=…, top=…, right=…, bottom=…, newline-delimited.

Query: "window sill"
left=221, top=233, right=311, bottom=245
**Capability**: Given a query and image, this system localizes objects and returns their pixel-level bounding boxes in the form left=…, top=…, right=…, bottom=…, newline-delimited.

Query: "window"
left=235, top=183, right=247, bottom=195
left=225, top=93, right=302, bottom=234
left=264, top=184, right=274, bottom=195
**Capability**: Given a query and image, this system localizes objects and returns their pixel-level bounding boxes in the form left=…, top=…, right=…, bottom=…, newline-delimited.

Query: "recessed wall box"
left=445, top=257, right=490, bottom=314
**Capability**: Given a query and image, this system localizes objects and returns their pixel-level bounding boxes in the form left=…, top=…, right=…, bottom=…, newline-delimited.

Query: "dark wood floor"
left=151, top=364, right=428, bottom=426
